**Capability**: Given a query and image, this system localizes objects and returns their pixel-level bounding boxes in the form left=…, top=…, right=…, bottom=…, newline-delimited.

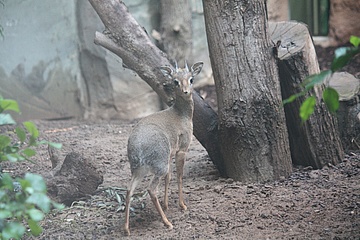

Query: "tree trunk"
left=159, top=0, right=192, bottom=64
left=270, top=21, right=344, bottom=169
left=203, top=0, right=292, bottom=182
left=88, top=0, right=226, bottom=176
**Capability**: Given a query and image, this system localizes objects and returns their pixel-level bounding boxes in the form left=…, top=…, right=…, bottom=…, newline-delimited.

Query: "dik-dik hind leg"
left=164, top=171, right=170, bottom=210
left=148, top=176, right=173, bottom=229
left=124, top=177, right=140, bottom=236
left=164, top=159, right=172, bottom=210
left=175, top=151, right=187, bottom=210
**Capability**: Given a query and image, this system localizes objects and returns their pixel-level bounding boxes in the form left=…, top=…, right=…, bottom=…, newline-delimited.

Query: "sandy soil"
left=0, top=118, right=357, bottom=240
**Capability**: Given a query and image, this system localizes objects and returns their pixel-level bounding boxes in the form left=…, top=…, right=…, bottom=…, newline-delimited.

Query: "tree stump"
left=329, top=72, right=360, bottom=150
left=46, top=151, right=103, bottom=206
left=270, top=21, right=344, bottom=169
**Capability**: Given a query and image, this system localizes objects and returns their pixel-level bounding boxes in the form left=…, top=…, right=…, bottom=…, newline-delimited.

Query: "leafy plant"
left=283, top=35, right=360, bottom=122
left=0, top=95, right=63, bottom=239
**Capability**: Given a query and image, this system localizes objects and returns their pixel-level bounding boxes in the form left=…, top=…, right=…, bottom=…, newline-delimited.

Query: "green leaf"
left=47, top=141, right=62, bottom=149
left=303, top=70, right=332, bottom=90
left=0, top=173, right=14, bottom=190
left=0, top=113, right=16, bottom=125
left=26, top=193, right=51, bottom=213
left=6, top=153, right=22, bottom=162
left=0, top=210, right=11, bottom=219
left=23, top=121, right=39, bottom=139
left=24, top=173, right=47, bottom=192
left=350, top=35, right=360, bottom=47
left=0, top=99, right=20, bottom=113
left=300, top=96, right=316, bottom=122
left=27, top=208, right=44, bottom=221
left=51, top=201, right=65, bottom=210
left=37, top=140, right=62, bottom=149
left=15, top=127, right=26, bottom=142
left=0, top=135, right=11, bottom=148
left=282, top=91, right=306, bottom=105
left=22, top=148, right=36, bottom=157
left=27, top=219, right=43, bottom=236
left=18, top=178, right=31, bottom=192
left=323, top=87, right=339, bottom=113
left=331, top=46, right=360, bottom=72
left=2, top=222, right=26, bottom=240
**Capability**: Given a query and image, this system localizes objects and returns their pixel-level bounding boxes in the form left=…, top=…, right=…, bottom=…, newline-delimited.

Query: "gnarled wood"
left=270, top=21, right=344, bottom=168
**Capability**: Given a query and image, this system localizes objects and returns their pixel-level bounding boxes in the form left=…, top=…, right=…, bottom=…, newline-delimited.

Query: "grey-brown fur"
left=124, top=61, right=203, bottom=236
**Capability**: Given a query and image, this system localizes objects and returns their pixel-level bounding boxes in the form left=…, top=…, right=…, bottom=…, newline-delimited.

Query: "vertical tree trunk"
left=203, top=0, right=292, bottom=182
left=160, top=0, right=192, bottom=64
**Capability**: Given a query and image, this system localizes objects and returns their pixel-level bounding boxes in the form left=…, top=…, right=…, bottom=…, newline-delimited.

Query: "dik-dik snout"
left=123, top=61, right=203, bottom=236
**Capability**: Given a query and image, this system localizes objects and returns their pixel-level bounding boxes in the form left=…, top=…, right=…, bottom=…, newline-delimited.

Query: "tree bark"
left=159, top=0, right=192, bottom=64
left=270, top=21, right=344, bottom=169
left=88, top=0, right=226, bottom=176
left=329, top=72, right=360, bottom=151
left=203, top=0, right=292, bottom=182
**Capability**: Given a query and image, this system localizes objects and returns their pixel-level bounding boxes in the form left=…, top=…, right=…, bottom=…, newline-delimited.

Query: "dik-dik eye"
left=174, top=79, right=180, bottom=86
left=189, top=77, right=193, bottom=84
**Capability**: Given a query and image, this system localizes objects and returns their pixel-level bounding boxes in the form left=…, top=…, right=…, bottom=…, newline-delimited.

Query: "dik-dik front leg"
left=175, top=151, right=187, bottom=210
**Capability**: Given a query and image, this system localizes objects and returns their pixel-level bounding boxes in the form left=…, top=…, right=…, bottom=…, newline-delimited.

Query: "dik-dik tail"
left=123, top=61, right=203, bottom=236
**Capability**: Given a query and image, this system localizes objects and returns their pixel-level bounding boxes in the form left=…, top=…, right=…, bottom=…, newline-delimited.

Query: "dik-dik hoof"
left=166, top=222, right=174, bottom=230
left=180, top=203, right=187, bottom=211
left=123, top=227, right=130, bottom=236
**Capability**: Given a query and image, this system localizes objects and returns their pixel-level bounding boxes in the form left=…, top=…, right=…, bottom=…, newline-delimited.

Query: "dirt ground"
left=2, top=45, right=360, bottom=239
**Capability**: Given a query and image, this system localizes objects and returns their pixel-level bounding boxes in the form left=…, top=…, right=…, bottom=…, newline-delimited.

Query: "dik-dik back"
left=124, top=61, right=203, bottom=236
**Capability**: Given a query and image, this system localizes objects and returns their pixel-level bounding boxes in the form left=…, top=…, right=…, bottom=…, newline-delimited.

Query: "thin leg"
left=164, top=171, right=170, bottom=210
left=164, top=160, right=172, bottom=210
left=124, top=176, right=140, bottom=236
left=148, top=176, right=173, bottom=229
left=175, top=151, right=187, bottom=210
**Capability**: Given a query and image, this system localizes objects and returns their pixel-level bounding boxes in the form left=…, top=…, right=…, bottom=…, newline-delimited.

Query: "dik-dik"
left=124, top=61, right=203, bottom=236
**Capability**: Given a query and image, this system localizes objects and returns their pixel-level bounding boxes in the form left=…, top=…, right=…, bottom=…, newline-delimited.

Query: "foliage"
left=283, top=36, right=360, bottom=122
left=0, top=96, right=63, bottom=240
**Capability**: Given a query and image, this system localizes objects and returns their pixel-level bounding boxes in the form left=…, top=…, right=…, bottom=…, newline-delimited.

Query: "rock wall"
left=0, top=0, right=288, bottom=121
left=0, top=0, right=83, bottom=121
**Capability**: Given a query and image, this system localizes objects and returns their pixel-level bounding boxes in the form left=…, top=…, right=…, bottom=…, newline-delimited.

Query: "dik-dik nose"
left=182, top=85, right=192, bottom=95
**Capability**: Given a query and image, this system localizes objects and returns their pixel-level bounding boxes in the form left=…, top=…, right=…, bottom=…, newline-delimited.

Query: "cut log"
left=329, top=72, right=360, bottom=150
left=46, top=152, right=103, bottom=206
left=270, top=21, right=344, bottom=169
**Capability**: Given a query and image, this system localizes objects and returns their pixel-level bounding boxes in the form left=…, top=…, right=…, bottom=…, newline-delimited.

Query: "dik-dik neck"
left=172, top=94, right=194, bottom=119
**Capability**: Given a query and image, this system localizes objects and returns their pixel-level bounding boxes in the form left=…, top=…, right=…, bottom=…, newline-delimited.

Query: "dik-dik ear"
left=159, top=66, right=174, bottom=79
left=191, top=62, right=204, bottom=76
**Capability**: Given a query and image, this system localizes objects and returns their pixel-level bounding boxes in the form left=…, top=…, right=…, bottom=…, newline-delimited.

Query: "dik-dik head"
left=160, top=61, right=203, bottom=98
